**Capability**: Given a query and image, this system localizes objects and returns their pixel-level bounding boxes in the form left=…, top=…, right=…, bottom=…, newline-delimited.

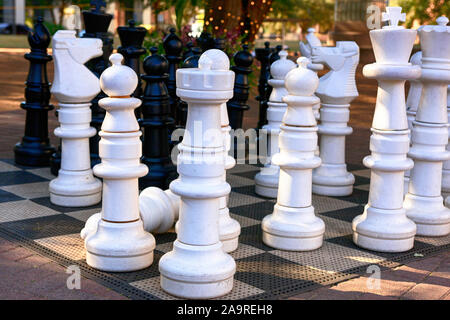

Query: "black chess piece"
left=83, top=0, right=113, bottom=168
left=14, top=17, right=55, bottom=167
left=227, top=44, right=253, bottom=130
left=197, top=31, right=215, bottom=52
left=182, top=41, right=195, bottom=61
left=162, top=28, right=183, bottom=124
left=117, top=19, right=147, bottom=119
left=176, top=47, right=201, bottom=128
left=255, top=41, right=272, bottom=129
left=140, top=47, right=176, bottom=189
left=214, top=37, right=226, bottom=51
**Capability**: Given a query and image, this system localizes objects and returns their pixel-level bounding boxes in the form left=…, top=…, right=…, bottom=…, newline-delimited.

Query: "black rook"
left=140, top=47, right=176, bottom=189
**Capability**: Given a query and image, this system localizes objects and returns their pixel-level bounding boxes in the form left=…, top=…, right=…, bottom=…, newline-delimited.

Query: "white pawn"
left=49, top=30, right=102, bottom=207
left=311, top=41, right=359, bottom=196
left=255, top=50, right=296, bottom=198
left=442, top=84, right=450, bottom=202
left=352, top=7, right=419, bottom=252
left=84, top=53, right=155, bottom=272
left=159, top=49, right=236, bottom=299
left=404, top=51, right=423, bottom=194
left=261, top=57, right=325, bottom=251
left=404, top=16, right=450, bottom=237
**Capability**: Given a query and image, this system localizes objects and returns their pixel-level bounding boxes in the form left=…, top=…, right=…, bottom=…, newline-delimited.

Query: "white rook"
left=442, top=84, right=450, bottom=202
left=404, top=16, right=450, bottom=237
left=159, top=49, right=236, bottom=299
left=49, top=30, right=102, bottom=207
left=311, top=41, right=359, bottom=196
left=255, top=51, right=295, bottom=198
left=352, top=7, right=419, bottom=252
left=261, top=57, right=325, bottom=251
left=84, top=53, right=155, bottom=272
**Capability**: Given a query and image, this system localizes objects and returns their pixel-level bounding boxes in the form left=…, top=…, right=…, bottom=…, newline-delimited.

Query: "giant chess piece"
left=140, top=47, right=175, bottom=189
left=83, top=0, right=114, bottom=168
left=254, top=51, right=295, bottom=198
left=197, top=31, right=215, bottom=53
left=227, top=44, right=253, bottom=130
left=159, top=49, right=236, bottom=299
left=163, top=28, right=183, bottom=124
left=117, top=19, right=147, bottom=118
left=255, top=42, right=272, bottom=129
left=442, top=84, right=450, bottom=202
left=404, top=51, right=423, bottom=194
left=85, top=53, right=155, bottom=272
left=311, top=42, right=359, bottom=196
left=352, top=7, right=419, bottom=252
left=299, top=28, right=324, bottom=120
left=176, top=47, right=202, bottom=129
left=404, top=16, right=450, bottom=237
left=261, top=57, right=325, bottom=251
left=14, top=17, right=55, bottom=166
left=49, top=30, right=103, bottom=207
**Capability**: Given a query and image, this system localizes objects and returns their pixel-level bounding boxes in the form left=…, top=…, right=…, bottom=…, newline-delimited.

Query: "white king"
left=352, top=7, right=419, bottom=252
left=404, top=16, right=450, bottom=237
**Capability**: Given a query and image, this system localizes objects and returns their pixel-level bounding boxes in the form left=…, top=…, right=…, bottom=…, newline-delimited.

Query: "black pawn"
left=140, top=47, right=176, bottom=189
left=177, top=47, right=202, bottom=128
left=197, top=31, right=215, bottom=52
left=227, top=44, right=253, bottom=130
left=162, top=28, right=183, bottom=124
left=255, top=41, right=272, bottom=129
left=118, top=19, right=147, bottom=119
left=214, top=37, right=226, bottom=51
left=83, top=1, right=113, bottom=168
left=14, top=17, right=55, bottom=166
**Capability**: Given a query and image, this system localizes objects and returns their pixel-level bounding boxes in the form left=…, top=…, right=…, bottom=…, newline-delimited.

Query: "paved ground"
left=0, top=50, right=448, bottom=300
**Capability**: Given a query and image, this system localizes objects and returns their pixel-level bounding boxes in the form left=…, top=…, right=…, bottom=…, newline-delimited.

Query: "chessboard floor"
left=0, top=159, right=449, bottom=300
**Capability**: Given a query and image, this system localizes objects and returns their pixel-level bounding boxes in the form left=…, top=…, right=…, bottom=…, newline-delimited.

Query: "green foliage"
left=400, top=0, right=450, bottom=28
left=42, top=22, right=64, bottom=35
left=270, top=0, right=334, bottom=32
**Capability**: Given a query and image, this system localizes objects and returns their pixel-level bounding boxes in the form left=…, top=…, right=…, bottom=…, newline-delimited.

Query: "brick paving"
left=0, top=50, right=448, bottom=300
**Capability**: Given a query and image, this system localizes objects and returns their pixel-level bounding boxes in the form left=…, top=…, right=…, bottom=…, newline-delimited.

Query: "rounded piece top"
left=100, top=53, right=138, bottom=97
left=284, top=57, right=319, bottom=96
left=199, top=49, right=230, bottom=70
left=270, top=50, right=296, bottom=80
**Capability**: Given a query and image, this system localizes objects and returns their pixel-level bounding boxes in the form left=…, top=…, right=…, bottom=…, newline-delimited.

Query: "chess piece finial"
left=382, top=6, right=406, bottom=29
left=284, top=57, right=318, bottom=97
left=90, top=0, right=106, bottom=13
left=100, top=53, right=138, bottom=97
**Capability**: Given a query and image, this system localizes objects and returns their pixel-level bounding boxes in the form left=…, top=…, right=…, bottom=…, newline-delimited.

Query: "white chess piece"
left=255, top=50, right=296, bottom=198
left=404, top=51, right=423, bottom=195
left=404, top=16, right=450, bottom=237
left=442, top=84, right=450, bottom=202
left=84, top=53, right=155, bottom=272
left=49, top=30, right=102, bottom=207
left=158, top=49, right=236, bottom=299
left=261, top=57, right=325, bottom=251
left=311, top=41, right=359, bottom=196
left=352, top=7, right=419, bottom=252
left=299, top=28, right=323, bottom=120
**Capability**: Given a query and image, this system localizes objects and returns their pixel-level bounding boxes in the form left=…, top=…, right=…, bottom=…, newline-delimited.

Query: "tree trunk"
left=204, top=0, right=273, bottom=43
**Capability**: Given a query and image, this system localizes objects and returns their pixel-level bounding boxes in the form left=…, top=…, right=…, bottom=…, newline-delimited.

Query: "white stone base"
left=404, top=193, right=450, bottom=237
left=261, top=204, right=325, bottom=251
left=159, top=240, right=235, bottom=299
left=254, top=166, right=279, bottom=199
left=219, top=207, right=241, bottom=253
left=49, top=169, right=102, bottom=207
left=85, top=219, right=155, bottom=272
left=352, top=205, right=416, bottom=252
left=312, top=164, right=354, bottom=196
